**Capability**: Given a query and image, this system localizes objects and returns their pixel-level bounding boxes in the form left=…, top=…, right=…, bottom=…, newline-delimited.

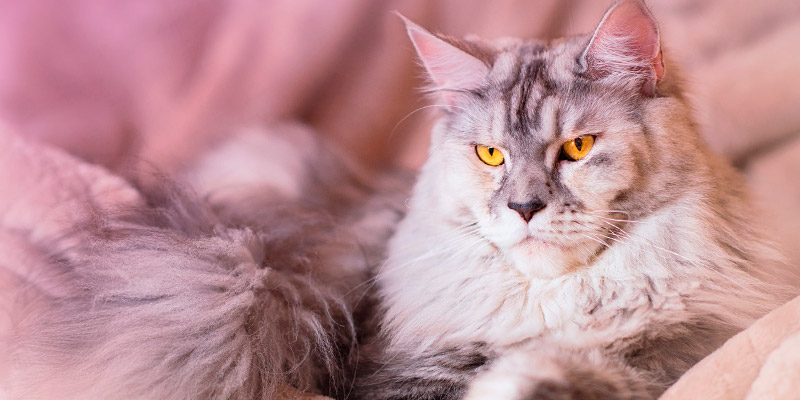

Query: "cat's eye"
left=475, top=145, right=504, bottom=166
left=561, top=135, right=595, bottom=161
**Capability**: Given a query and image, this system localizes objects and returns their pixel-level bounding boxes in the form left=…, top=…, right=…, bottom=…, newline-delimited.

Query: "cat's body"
left=3, top=2, right=795, bottom=399
left=354, top=1, right=795, bottom=398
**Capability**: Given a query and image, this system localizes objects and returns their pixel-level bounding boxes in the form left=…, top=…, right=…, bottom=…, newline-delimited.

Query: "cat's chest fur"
left=378, top=206, right=697, bottom=355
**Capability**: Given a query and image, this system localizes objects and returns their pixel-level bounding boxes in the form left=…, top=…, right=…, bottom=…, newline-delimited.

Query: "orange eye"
left=475, top=145, right=504, bottom=166
left=562, top=135, right=595, bottom=161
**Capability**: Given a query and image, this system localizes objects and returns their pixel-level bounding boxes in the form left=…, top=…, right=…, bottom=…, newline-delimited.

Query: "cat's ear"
left=398, top=13, right=490, bottom=100
left=579, top=0, right=665, bottom=96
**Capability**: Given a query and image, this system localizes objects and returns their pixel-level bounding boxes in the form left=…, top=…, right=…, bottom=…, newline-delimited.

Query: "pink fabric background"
left=0, top=0, right=798, bottom=265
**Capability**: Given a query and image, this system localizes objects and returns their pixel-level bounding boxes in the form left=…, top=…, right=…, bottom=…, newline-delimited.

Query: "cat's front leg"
left=352, top=341, right=493, bottom=400
left=464, top=348, right=659, bottom=400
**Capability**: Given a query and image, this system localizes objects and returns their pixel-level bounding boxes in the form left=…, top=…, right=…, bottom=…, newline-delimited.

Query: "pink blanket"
left=663, top=296, right=800, bottom=399
left=0, top=128, right=141, bottom=394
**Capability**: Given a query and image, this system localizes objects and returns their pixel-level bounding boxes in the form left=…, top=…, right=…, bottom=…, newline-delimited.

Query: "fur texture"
left=354, top=1, right=798, bottom=399
left=1, top=125, right=410, bottom=399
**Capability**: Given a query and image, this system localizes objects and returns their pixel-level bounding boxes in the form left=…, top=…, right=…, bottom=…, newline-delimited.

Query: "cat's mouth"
left=518, top=235, right=561, bottom=249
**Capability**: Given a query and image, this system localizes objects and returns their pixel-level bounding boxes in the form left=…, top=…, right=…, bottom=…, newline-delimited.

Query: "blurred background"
left=0, top=0, right=798, bottom=265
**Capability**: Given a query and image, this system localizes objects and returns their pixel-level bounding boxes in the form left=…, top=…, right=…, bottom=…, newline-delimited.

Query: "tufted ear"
left=579, top=0, right=665, bottom=96
left=398, top=14, right=490, bottom=100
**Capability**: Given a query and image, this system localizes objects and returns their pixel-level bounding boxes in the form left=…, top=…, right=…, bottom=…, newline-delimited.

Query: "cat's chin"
left=505, top=238, right=584, bottom=279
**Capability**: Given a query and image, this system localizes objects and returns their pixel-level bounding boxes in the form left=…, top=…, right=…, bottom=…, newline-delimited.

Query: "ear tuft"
left=397, top=13, right=490, bottom=99
left=579, top=0, right=665, bottom=96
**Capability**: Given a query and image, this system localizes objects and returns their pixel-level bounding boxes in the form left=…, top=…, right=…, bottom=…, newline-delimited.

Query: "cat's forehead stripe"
left=499, top=52, right=561, bottom=141
left=513, top=60, right=540, bottom=134
left=501, top=62, right=526, bottom=138
left=537, top=96, right=561, bottom=142
left=490, top=52, right=518, bottom=82
left=528, top=61, right=557, bottom=134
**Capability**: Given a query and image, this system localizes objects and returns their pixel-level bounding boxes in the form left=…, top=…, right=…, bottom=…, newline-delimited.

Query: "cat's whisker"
left=345, top=222, right=483, bottom=305
left=388, top=104, right=469, bottom=142
left=594, top=215, right=640, bottom=224
left=588, top=209, right=633, bottom=217
left=573, top=220, right=619, bottom=236
left=576, top=220, right=715, bottom=275
left=383, top=226, right=481, bottom=257
left=596, top=221, right=762, bottom=294
left=596, top=230, right=683, bottom=271
left=377, top=222, right=479, bottom=253
left=393, top=234, right=484, bottom=275
left=371, top=224, right=483, bottom=279
left=580, top=233, right=612, bottom=251
left=365, top=227, right=492, bottom=313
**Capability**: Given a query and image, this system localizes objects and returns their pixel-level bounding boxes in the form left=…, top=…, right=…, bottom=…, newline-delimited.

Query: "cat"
left=353, top=1, right=797, bottom=399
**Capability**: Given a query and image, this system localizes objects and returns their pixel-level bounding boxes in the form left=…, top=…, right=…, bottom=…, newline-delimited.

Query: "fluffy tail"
left=2, top=125, right=410, bottom=399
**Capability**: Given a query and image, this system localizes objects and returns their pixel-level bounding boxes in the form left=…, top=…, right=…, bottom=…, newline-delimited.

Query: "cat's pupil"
left=488, top=147, right=495, bottom=156
left=575, top=137, right=583, bottom=151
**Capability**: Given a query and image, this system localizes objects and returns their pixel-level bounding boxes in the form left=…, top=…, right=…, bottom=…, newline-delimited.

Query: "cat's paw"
left=467, top=373, right=631, bottom=400
left=523, top=379, right=586, bottom=400
left=463, top=353, right=566, bottom=400
left=464, top=350, right=651, bottom=400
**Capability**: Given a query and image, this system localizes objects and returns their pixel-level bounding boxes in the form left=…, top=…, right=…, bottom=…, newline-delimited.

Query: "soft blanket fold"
left=661, top=295, right=800, bottom=400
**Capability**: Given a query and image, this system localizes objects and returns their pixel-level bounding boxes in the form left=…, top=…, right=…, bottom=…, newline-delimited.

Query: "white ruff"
left=380, top=208, right=683, bottom=353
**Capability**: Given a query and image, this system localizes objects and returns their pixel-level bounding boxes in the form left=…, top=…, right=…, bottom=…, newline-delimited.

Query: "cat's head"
left=403, top=0, right=702, bottom=278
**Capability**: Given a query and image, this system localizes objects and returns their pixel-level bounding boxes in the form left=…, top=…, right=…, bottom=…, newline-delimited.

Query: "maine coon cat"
left=2, top=1, right=793, bottom=398
left=354, top=1, right=795, bottom=398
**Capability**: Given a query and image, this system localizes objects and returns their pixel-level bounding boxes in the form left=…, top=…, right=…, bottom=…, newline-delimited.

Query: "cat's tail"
left=1, top=123, right=410, bottom=399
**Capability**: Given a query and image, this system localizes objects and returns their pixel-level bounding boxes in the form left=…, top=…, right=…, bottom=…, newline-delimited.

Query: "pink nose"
left=507, top=199, right=546, bottom=222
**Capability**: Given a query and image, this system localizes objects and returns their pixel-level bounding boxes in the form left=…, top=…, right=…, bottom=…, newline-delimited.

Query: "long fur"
left=2, top=126, right=411, bottom=399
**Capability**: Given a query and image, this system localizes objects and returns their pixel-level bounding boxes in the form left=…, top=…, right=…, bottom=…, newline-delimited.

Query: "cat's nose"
left=508, top=199, right=546, bottom=223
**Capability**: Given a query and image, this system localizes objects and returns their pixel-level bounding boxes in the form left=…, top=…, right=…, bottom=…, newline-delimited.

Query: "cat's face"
left=405, top=0, right=680, bottom=277
left=433, top=51, right=652, bottom=278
